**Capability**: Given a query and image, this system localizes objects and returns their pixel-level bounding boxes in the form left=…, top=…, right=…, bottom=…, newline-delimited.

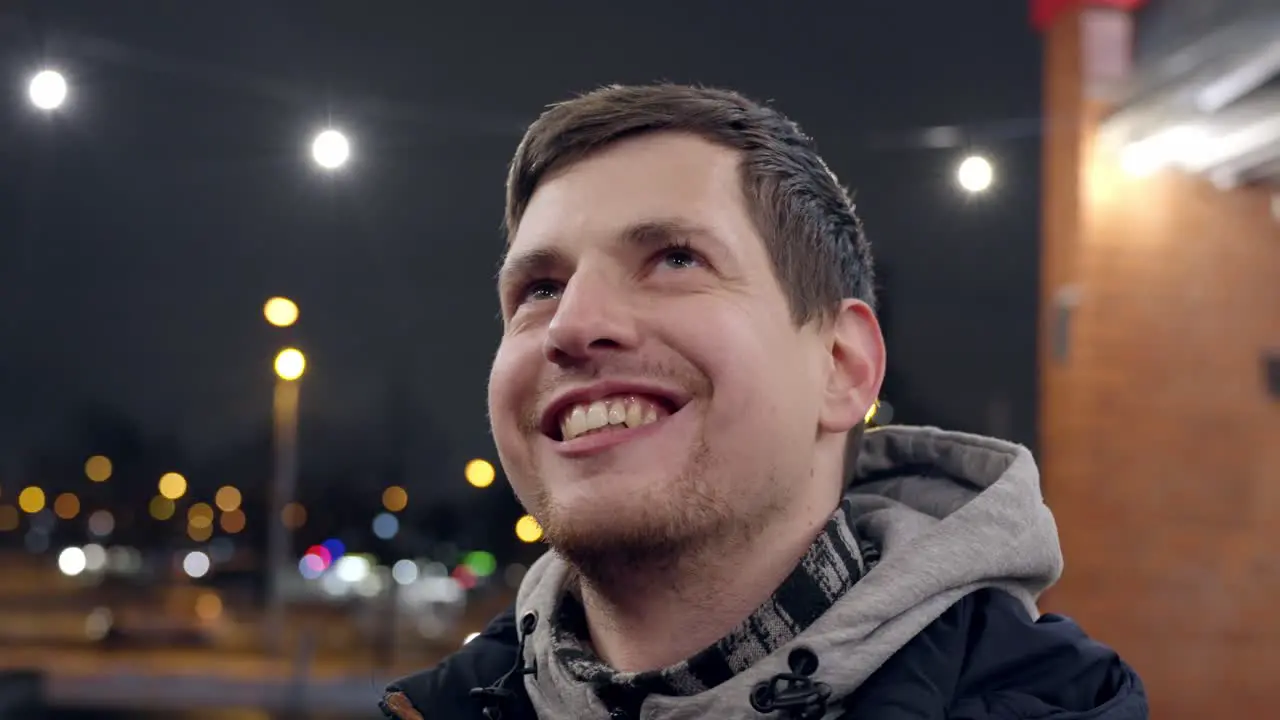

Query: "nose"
left=543, top=270, right=639, bottom=366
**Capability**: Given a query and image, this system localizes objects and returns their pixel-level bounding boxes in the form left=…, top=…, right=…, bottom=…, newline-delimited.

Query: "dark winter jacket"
left=382, top=426, right=1148, bottom=719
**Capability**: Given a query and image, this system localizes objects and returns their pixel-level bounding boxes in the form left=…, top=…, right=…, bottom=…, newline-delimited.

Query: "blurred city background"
left=0, top=1, right=1277, bottom=719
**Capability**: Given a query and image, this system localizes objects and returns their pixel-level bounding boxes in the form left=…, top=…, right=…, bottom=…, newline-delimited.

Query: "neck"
left=576, top=483, right=840, bottom=673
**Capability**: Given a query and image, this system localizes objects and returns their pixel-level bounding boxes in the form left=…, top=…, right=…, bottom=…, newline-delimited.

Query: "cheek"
left=695, top=328, right=784, bottom=420
left=698, top=322, right=821, bottom=432
left=487, top=340, right=537, bottom=447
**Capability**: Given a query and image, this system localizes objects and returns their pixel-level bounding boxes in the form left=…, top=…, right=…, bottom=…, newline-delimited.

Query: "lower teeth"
left=574, top=425, right=623, bottom=440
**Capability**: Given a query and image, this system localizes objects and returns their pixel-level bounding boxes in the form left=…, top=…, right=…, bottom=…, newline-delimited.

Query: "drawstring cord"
left=469, top=611, right=540, bottom=719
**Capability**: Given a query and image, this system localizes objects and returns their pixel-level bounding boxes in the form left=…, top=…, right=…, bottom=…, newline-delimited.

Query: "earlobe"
left=819, top=300, right=886, bottom=434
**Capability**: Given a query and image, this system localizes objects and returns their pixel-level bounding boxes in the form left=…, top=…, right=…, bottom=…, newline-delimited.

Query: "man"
left=382, top=84, right=1146, bottom=720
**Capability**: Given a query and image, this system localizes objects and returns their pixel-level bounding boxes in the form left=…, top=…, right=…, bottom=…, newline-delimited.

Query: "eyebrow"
left=496, top=246, right=570, bottom=300
left=496, top=218, right=721, bottom=297
left=620, top=218, right=725, bottom=254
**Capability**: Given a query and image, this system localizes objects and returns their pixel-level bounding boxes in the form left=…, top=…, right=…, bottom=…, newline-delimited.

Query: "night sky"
left=0, top=1, right=1044, bottom=502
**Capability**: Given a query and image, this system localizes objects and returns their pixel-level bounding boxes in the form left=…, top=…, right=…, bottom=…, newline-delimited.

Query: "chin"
left=545, top=510, right=695, bottom=578
left=540, top=485, right=658, bottom=541
left=540, top=463, right=685, bottom=527
left=538, top=477, right=737, bottom=576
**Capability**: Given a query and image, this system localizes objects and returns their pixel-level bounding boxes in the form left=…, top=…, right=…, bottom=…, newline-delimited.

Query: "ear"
left=818, top=299, right=886, bottom=434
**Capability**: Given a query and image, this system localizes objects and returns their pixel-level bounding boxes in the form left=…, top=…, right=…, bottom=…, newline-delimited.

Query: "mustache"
left=516, top=360, right=710, bottom=434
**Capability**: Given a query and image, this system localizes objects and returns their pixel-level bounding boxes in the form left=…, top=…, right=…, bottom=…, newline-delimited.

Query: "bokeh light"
left=18, top=487, right=46, bottom=514
left=158, top=472, right=187, bottom=500
left=322, top=538, right=346, bottom=560
left=274, top=348, right=306, bottom=381
left=195, top=591, right=223, bottom=621
left=149, top=495, right=176, bottom=521
left=58, top=546, right=86, bottom=576
left=465, top=459, right=496, bottom=488
left=183, top=550, right=211, bottom=578
left=311, top=129, right=350, bottom=169
left=382, top=485, right=408, bottom=512
left=83, top=544, right=106, bottom=572
left=463, top=550, right=497, bottom=577
left=957, top=155, right=994, bottom=193
left=282, top=502, right=307, bottom=530
left=515, top=514, right=543, bottom=544
left=84, top=455, right=112, bottom=482
left=306, top=544, right=332, bottom=568
left=188, top=502, right=214, bottom=529
left=87, top=510, right=114, bottom=537
left=220, top=509, right=245, bottom=534
left=391, top=559, right=418, bottom=585
left=28, top=69, right=68, bottom=110
left=53, top=492, right=80, bottom=520
left=188, top=523, right=213, bottom=542
left=334, top=555, right=370, bottom=583
left=263, top=297, right=299, bottom=328
left=214, top=486, right=242, bottom=512
left=451, top=564, right=478, bottom=590
left=0, top=505, right=18, bottom=531
left=372, top=512, right=399, bottom=539
left=299, top=553, right=325, bottom=580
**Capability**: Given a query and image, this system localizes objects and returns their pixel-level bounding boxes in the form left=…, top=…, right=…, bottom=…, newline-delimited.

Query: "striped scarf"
left=549, top=495, right=880, bottom=700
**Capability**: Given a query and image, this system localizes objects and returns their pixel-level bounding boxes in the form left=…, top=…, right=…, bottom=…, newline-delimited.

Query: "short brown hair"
left=504, top=84, right=876, bottom=323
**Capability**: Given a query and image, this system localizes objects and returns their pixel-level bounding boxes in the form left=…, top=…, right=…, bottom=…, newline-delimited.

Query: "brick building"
left=1033, top=0, right=1280, bottom=716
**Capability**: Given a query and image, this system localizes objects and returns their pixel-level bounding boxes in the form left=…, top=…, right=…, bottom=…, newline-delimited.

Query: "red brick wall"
left=1039, top=8, right=1280, bottom=718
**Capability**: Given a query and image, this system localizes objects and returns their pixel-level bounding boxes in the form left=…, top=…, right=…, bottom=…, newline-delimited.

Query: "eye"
left=657, top=245, right=702, bottom=270
left=520, top=280, right=562, bottom=304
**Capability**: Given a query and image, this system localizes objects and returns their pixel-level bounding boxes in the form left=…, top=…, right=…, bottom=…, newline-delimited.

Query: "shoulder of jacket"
left=381, top=604, right=524, bottom=719
left=841, top=589, right=1147, bottom=719
left=951, top=589, right=1149, bottom=719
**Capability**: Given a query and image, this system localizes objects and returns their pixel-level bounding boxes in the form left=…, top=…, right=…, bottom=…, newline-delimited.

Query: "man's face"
left=488, top=133, right=837, bottom=565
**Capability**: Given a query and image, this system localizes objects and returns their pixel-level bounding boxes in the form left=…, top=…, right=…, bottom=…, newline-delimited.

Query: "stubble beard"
left=528, top=437, right=778, bottom=592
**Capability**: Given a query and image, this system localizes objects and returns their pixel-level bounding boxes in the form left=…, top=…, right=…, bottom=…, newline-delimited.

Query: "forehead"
left=507, top=133, right=754, bottom=260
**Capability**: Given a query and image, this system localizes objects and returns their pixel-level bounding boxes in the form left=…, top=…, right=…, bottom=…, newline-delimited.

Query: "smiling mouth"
left=553, top=395, right=677, bottom=442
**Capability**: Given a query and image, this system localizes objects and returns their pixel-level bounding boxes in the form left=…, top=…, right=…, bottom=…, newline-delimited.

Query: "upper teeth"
left=561, top=396, right=662, bottom=441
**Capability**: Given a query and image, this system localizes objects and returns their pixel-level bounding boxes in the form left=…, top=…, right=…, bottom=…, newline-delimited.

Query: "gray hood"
left=514, top=425, right=1065, bottom=719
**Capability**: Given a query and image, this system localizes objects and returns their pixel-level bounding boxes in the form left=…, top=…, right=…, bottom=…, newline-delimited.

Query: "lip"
left=538, top=380, right=690, bottom=440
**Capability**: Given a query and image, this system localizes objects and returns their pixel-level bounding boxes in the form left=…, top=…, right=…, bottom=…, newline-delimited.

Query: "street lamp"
left=311, top=129, right=350, bottom=170
left=28, top=70, right=67, bottom=111
left=957, top=155, right=994, bottom=194
left=266, top=346, right=305, bottom=654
